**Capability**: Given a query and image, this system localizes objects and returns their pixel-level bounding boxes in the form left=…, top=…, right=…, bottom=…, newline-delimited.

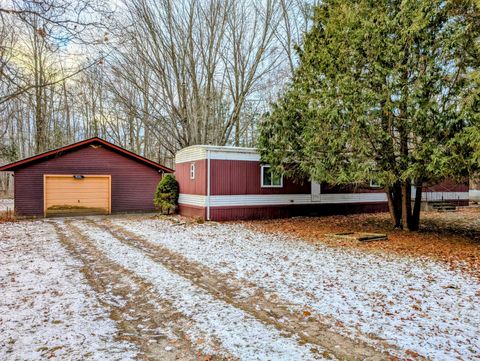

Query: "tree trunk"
left=386, top=180, right=424, bottom=231
left=410, top=182, right=423, bottom=231
left=34, top=83, right=48, bottom=153
left=401, top=180, right=412, bottom=230
left=385, top=185, right=401, bottom=228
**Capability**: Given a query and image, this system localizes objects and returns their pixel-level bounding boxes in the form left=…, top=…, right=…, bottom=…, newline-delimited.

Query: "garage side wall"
left=14, top=145, right=162, bottom=216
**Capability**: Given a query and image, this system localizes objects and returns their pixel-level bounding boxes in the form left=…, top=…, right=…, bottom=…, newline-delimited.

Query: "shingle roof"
left=0, top=137, right=173, bottom=172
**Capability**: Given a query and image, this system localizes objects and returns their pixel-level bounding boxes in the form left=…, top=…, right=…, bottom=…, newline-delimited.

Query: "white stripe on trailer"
left=179, top=192, right=468, bottom=207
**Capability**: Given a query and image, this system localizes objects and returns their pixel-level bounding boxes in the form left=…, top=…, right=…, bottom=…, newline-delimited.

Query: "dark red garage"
left=0, top=137, right=172, bottom=217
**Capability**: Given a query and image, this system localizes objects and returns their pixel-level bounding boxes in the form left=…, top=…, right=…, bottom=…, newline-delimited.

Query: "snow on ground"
left=68, top=219, right=329, bottom=361
left=0, top=221, right=137, bottom=361
left=115, top=218, right=480, bottom=360
left=0, top=198, right=13, bottom=212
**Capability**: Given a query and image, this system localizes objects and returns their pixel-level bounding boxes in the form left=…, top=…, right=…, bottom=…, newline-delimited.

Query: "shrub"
left=154, top=174, right=179, bottom=214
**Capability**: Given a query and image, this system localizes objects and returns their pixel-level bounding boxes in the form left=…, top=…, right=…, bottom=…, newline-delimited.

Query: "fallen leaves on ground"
left=245, top=207, right=480, bottom=279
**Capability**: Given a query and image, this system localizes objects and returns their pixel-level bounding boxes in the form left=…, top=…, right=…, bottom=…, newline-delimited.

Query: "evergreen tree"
left=154, top=174, right=180, bottom=214
left=259, top=0, right=480, bottom=231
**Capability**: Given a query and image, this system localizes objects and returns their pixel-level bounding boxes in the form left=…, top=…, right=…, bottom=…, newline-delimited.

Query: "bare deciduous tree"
left=112, top=0, right=285, bottom=153
left=0, top=0, right=315, bottom=177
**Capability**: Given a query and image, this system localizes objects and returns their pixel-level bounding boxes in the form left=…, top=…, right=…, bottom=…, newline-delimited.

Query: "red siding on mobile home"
left=1, top=138, right=172, bottom=217
left=321, top=183, right=384, bottom=194
left=175, top=160, right=208, bottom=195
left=175, top=145, right=470, bottom=221
left=424, top=180, right=469, bottom=193
left=209, top=203, right=389, bottom=221
left=175, top=159, right=309, bottom=196
left=210, top=159, right=310, bottom=195
left=178, top=204, right=206, bottom=219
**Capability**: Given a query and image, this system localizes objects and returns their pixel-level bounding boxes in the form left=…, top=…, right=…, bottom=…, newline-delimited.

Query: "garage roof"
left=0, top=137, right=174, bottom=172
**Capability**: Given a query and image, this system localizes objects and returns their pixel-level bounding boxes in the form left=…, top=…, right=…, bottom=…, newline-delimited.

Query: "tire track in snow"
left=74, top=219, right=333, bottom=361
left=51, top=220, right=213, bottom=361
left=91, top=218, right=392, bottom=361
left=1, top=220, right=136, bottom=361
left=112, top=217, right=480, bottom=360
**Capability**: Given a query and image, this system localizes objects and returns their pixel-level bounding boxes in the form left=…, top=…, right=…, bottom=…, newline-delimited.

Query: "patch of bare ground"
left=51, top=220, right=214, bottom=361
left=89, top=218, right=404, bottom=361
left=245, top=207, right=480, bottom=279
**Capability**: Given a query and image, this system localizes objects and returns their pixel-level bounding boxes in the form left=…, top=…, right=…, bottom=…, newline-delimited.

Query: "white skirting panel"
left=178, top=194, right=207, bottom=207
left=179, top=192, right=469, bottom=207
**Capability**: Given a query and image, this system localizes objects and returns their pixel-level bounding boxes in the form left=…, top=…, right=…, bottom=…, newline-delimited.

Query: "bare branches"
left=0, top=0, right=315, bottom=169
left=112, top=0, right=296, bottom=151
left=0, top=0, right=112, bottom=104
left=0, top=58, right=102, bottom=105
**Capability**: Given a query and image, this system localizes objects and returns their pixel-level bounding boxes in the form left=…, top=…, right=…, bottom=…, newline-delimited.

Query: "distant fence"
left=470, top=189, right=480, bottom=203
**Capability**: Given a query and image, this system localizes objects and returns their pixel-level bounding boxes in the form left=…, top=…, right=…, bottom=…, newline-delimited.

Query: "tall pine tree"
left=259, top=0, right=480, bottom=231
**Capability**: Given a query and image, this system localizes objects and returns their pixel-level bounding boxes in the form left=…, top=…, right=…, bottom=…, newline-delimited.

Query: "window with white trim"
left=261, top=165, right=283, bottom=188
left=190, top=162, right=195, bottom=180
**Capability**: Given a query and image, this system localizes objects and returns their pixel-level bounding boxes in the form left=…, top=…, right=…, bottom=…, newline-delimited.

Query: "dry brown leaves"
left=0, top=210, right=16, bottom=223
left=244, top=207, right=480, bottom=279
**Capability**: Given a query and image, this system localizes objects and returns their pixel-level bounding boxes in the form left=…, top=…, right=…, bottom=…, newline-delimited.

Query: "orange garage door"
left=44, top=175, right=111, bottom=217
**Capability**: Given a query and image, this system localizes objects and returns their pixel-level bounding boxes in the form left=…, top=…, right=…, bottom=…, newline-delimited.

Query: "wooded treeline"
left=0, top=0, right=315, bottom=175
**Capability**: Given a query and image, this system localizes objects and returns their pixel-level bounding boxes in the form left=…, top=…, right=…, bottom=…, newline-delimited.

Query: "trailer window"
left=261, top=165, right=283, bottom=188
